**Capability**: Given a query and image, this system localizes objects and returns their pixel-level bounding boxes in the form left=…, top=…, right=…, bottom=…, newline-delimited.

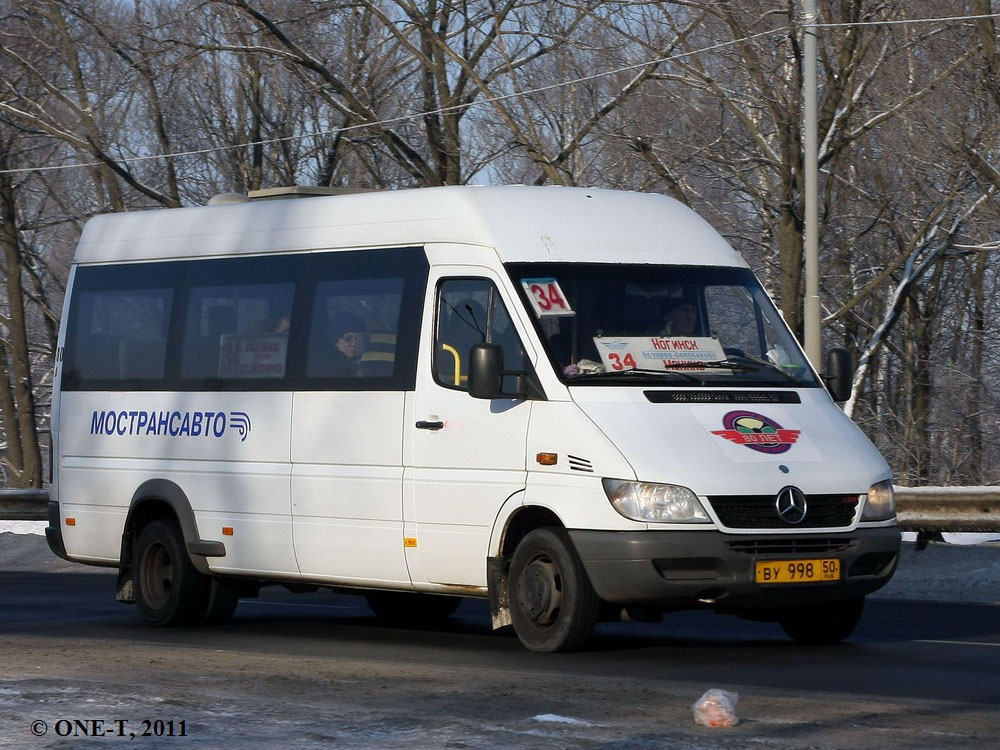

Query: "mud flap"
left=116, top=530, right=135, bottom=603
left=487, top=555, right=511, bottom=629
left=116, top=566, right=135, bottom=603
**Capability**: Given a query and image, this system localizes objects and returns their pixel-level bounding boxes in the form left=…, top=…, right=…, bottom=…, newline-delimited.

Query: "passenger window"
left=180, top=276, right=294, bottom=383
left=62, top=263, right=179, bottom=388
left=435, top=279, right=528, bottom=391
left=68, top=289, right=173, bottom=382
left=305, top=278, right=405, bottom=379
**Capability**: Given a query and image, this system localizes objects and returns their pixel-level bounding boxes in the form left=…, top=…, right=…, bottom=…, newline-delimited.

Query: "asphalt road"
left=2, top=564, right=1000, bottom=749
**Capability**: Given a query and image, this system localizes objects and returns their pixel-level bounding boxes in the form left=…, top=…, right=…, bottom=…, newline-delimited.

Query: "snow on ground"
left=0, top=521, right=45, bottom=535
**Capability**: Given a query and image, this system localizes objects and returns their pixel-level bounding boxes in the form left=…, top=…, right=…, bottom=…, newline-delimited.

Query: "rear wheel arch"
left=121, top=480, right=208, bottom=575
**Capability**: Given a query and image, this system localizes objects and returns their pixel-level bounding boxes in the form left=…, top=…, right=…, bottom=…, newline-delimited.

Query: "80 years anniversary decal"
left=711, top=410, right=800, bottom=455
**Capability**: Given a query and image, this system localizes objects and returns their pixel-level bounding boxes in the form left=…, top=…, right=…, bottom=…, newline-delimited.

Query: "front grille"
left=727, top=537, right=857, bottom=555
left=707, top=494, right=860, bottom=529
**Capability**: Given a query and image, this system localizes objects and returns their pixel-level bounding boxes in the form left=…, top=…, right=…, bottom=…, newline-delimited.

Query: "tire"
left=365, top=591, right=462, bottom=624
left=133, top=519, right=209, bottom=626
left=778, top=596, right=865, bottom=645
left=200, top=578, right=241, bottom=625
left=508, top=528, right=599, bottom=653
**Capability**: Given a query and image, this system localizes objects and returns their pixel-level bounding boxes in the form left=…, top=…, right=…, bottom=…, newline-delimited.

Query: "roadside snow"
left=942, top=533, right=1000, bottom=544
left=0, top=521, right=45, bottom=535
left=533, top=715, right=593, bottom=726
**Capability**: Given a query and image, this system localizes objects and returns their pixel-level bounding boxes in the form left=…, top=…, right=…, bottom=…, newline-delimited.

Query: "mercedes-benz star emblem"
left=775, top=486, right=808, bottom=524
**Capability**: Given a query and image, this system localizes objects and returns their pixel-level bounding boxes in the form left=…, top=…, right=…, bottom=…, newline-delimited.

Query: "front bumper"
left=569, top=526, right=900, bottom=611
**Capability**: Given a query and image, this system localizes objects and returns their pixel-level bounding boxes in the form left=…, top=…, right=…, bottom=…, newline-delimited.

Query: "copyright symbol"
left=31, top=720, right=47, bottom=736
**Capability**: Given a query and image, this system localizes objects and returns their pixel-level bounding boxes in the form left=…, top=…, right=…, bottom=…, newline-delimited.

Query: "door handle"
left=415, top=420, right=445, bottom=431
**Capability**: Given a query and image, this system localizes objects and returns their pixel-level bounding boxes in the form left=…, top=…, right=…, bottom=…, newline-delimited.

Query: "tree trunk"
left=0, top=160, right=42, bottom=488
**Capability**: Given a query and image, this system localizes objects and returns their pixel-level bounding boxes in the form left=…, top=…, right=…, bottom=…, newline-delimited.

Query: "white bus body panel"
left=568, top=387, right=887, bottom=500
left=72, top=186, right=743, bottom=268
left=291, top=391, right=408, bottom=584
left=58, top=391, right=296, bottom=575
left=403, top=263, right=533, bottom=588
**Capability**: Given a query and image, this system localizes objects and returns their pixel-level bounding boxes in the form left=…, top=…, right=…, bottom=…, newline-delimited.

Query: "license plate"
left=755, top=558, right=840, bottom=584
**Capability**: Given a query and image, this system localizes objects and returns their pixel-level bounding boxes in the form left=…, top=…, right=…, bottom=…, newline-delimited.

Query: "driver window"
left=435, top=279, right=528, bottom=391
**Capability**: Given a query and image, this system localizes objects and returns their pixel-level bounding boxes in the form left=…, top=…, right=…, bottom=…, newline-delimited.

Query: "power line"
left=1, top=10, right=997, bottom=178
left=0, top=26, right=790, bottom=177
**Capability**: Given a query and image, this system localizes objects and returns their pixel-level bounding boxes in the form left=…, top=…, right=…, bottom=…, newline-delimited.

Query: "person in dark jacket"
left=314, top=311, right=366, bottom=377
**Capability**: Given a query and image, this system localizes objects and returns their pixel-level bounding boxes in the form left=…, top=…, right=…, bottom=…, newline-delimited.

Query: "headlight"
left=602, top=479, right=710, bottom=523
left=861, top=479, right=896, bottom=521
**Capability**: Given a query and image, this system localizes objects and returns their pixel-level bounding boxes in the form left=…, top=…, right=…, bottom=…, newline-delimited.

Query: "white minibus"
left=46, top=185, right=899, bottom=651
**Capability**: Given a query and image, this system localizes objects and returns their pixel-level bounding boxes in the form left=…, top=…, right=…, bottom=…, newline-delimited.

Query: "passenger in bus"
left=322, top=311, right=367, bottom=376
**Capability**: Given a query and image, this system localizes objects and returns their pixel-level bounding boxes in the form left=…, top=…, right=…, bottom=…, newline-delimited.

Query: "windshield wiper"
left=701, top=356, right=803, bottom=385
left=570, top=367, right=703, bottom=384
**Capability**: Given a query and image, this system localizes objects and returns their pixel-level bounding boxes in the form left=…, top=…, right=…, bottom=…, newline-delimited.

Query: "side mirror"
left=824, top=348, right=854, bottom=402
left=468, top=343, right=503, bottom=399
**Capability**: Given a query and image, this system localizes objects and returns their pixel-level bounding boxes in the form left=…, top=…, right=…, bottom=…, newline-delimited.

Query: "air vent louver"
left=644, top=391, right=801, bottom=404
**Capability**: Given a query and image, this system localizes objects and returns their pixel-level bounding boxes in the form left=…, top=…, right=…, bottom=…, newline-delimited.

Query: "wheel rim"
left=516, top=553, right=563, bottom=627
left=140, top=540, right=173, bottom=611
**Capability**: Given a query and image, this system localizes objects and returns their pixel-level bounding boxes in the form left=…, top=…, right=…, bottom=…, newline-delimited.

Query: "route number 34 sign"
left=521, top=278, right=575, bottom=317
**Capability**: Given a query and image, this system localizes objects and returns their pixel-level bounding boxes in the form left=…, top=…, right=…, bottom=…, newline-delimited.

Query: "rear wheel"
left=133, top=520, right=209, bottom=626
left=508, top=528, right=599, bottom=652
left=778, top=597, right=865, bottom=644
left=365, top=591, right=462, bottom=624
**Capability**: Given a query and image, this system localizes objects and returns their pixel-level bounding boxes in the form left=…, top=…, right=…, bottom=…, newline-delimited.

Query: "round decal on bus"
left=711, top=410, right=801, bottom=455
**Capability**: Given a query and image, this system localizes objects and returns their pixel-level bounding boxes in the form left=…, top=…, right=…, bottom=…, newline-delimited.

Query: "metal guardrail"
left=0, top=488, right=49, bottom=521
left=1, top=486, right=999, bottom=532
left=895, top=486, right=1000, bottom=534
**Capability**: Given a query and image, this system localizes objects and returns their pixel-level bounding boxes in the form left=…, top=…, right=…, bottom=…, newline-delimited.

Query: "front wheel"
left=778, top=597, right=865, bottom=644
left=508, top=528, right=599, bottom=652
left=133, top=519, right=209, bottom=626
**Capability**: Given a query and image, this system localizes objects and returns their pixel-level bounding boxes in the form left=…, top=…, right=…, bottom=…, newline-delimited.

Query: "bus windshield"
left=506, top=263, right=819, bottom=388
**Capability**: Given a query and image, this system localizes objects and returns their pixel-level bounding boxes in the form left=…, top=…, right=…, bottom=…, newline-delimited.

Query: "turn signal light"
left=536, top=453, right=558, bottom=466
left=222, top=527, right=234, bottom=536
left=65, top=518, right=76, bottom=526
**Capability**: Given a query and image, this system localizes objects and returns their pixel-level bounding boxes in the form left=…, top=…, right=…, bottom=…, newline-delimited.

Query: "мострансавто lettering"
left=89, top=410, right=252, bottom=441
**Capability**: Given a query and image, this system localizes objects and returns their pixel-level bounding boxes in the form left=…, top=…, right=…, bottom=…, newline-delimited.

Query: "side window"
left=300, top=247, right=427, bottom=390
left=179, top=258, right=295, bottom=386
left=305, top=278, right=404, bottom=379
left=435, top=279, right=528, bottom=391
left=62, top=263, right=179, bottom=388
left=63, top=248, right=428, bottom=392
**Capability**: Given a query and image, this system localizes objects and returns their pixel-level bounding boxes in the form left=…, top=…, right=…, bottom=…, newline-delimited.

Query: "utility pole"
left=802, top=0, right=821, bottom=364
